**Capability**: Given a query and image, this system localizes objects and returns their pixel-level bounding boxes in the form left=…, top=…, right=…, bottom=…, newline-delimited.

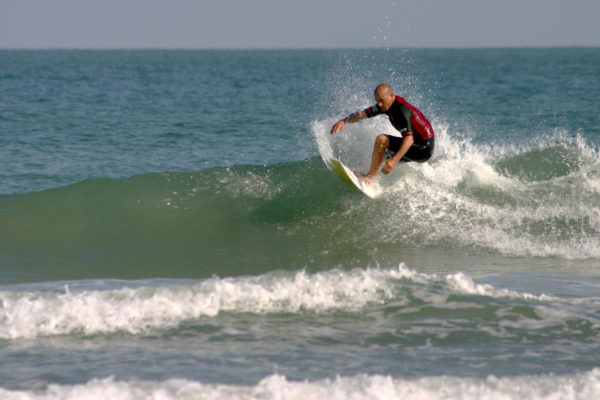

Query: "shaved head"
left=374, top=83, right=393, bottom=97
left=374, top=83, right=395, bottom=112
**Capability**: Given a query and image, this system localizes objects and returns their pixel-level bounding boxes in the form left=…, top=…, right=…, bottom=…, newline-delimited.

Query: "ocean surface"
left=1, top=48, right=599, bottom=399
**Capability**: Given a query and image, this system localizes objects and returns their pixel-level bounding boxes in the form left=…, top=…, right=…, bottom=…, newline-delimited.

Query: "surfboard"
left=330, top=159, right=377, bottom=198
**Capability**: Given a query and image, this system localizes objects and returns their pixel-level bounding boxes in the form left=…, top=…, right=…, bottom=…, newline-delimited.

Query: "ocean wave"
left=1, top=265, right=597, bottom=340
left=1, top=127, right=599, bottom=284
left=2, top=369, right=599, bottom=400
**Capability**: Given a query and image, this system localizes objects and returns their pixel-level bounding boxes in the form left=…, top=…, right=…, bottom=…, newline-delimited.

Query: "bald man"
left=330, top=83, right=435, bottom=185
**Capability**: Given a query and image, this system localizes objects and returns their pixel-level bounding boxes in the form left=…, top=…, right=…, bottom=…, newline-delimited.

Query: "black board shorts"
left=385, top=135, right=435, bottom=163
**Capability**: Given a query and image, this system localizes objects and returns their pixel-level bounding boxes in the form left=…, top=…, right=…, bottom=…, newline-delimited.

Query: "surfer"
left=330, top=83, right=434, bottom=185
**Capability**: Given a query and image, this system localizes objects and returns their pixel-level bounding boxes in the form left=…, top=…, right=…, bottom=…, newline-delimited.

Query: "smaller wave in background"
left=2, top=369, right=600, bottom=400
left=1, top=264, right=598, bottom=340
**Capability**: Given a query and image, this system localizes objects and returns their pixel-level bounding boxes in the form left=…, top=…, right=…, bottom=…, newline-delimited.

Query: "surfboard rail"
left=329, top=159, right=377, bottom=198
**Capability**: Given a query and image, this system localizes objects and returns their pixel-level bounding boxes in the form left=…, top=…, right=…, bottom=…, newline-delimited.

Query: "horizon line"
left=1, top=44, right=599, bottom=51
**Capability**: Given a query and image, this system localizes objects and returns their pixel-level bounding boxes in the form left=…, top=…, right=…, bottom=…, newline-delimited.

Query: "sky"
left=1, top=0, right=599, bottom=49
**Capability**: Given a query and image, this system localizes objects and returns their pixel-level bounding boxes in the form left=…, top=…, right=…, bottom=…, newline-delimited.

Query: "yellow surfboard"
left=330, top=159, right=378, bottom=198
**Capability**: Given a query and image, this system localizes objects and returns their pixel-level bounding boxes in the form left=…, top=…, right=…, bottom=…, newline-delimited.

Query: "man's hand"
left=330, top=111, right=365, bottom=134
left=382, top=135, right=413, bottom=174
left=330, top=120, right=345, bottom=134
left=381, top=158, right=397, bottom=174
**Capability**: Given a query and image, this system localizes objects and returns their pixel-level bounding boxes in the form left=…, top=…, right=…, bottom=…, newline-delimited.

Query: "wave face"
left=0, top=158, right=335, bottom=282
left=2, top=128, right=600, bottom=282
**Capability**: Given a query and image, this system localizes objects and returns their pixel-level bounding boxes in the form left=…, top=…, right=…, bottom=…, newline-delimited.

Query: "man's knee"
left=374, top=134, right=389, bottom=149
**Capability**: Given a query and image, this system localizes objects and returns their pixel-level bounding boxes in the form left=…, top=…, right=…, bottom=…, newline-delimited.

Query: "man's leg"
left=399, top=137, right=435, bottom=163
left=364, top=134, right=389, bottom=184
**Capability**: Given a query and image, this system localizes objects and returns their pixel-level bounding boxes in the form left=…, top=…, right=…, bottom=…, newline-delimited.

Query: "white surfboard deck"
left=330, top=159, right=378, bottom=198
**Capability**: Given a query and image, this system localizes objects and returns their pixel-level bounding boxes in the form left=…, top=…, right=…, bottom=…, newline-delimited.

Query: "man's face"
left=374, top=89, right=395, bottom=112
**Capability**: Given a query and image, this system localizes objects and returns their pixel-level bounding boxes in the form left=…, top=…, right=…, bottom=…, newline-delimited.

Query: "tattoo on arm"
left=344, top=111, right=365, bottom=123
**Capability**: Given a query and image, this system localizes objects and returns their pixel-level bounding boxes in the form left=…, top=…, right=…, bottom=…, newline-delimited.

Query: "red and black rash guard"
left=364, top=96, right=434, bottom=144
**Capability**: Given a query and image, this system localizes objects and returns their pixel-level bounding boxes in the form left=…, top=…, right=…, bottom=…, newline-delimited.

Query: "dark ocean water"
left=1, top=48, right=599, bottom=399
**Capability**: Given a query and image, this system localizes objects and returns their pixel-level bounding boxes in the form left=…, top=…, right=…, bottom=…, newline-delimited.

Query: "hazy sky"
left=1, top=0, right=599, bottom=49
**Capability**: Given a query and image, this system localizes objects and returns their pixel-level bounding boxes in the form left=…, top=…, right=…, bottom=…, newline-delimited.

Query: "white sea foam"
left=312, top=112, right=600, bottom=259
left=1, top=369, right=599, bottom=400
left=391, top=126, right=600, bottom=259
left=0, top=267, right=398, bottom=339
left=1, top=265, right=594, bottom=340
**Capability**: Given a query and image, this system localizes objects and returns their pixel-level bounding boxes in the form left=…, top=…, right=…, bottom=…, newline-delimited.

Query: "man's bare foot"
left=358, top=173, right=376, bottom=186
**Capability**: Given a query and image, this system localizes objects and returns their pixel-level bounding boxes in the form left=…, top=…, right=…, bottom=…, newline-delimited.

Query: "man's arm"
left=330, top=110, right=367, bottom=134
